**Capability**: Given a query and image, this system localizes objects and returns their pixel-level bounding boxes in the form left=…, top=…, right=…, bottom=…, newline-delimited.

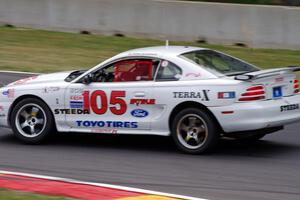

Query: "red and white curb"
left=0, top=170, right=208, bottom=200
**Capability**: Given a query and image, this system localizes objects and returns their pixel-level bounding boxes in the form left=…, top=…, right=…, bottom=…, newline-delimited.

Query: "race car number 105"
left=83, top=90, right=127, bottom=115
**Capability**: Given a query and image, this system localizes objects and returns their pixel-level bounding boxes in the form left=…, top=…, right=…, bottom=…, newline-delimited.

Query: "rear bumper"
left=210, top=94, right=300, bottom=133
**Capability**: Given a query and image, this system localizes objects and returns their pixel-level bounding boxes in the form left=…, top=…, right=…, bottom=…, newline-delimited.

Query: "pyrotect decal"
left=173, top=90, right=210, bottom=101
left=130, top=99, right=155, bottom=106
left=131, top=109, right=149, bottom=118
left=76, top=121, right=138, bottom=128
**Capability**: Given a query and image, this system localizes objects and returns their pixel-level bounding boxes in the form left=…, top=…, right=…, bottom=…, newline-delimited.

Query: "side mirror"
left=82, top=74, right=93, bottom=84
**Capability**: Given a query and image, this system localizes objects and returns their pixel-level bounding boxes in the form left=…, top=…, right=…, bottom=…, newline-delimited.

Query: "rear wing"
left=235, top=66, right=300, bottom=81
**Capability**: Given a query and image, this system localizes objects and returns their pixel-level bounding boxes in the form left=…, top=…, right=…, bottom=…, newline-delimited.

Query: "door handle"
left=134, top=92, right=145, bottom=97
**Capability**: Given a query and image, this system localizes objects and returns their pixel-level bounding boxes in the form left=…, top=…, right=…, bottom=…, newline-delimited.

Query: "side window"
left=92, top=59, right=159, bottom=82
left=210, top=54, right=231, bottom=71
left=156, top=60, right=182, bottom=81
left=115, top=60, right=153, bottom=82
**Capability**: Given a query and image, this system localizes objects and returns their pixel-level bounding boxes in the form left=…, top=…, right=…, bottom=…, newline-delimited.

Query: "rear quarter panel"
left=152, top=78, right=243, bottom=134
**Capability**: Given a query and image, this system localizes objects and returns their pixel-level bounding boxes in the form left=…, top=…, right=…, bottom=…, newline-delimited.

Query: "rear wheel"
left=171, top=108, right=219, bottom=154
left=11, top=98, right=54, bottom=144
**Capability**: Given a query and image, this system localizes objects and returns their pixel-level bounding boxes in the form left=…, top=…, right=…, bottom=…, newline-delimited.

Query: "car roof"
left=73, top=46, right=218, bottom=83
left=116, top=46, right=207, bottom=58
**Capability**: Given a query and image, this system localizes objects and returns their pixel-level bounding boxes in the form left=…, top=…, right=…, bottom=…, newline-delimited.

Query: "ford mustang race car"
left=1, top=46, right=300, bottom=154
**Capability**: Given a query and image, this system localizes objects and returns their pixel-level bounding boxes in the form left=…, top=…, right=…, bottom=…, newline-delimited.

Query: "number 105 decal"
left=82, top=90, right=155, bottom=116
left=83, top=90, right=127, bottom=115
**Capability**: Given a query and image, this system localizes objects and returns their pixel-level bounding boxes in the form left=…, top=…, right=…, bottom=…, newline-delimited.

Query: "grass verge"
left=1, top=26, right=300, bottom=75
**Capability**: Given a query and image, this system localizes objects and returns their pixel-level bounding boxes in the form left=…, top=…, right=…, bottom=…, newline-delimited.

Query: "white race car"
left=1, top=46, right=300, bottom=154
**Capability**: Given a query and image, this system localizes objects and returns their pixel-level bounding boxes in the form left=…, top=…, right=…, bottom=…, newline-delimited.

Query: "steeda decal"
left=280, top=104, right=299, bottom=112
left=131, top=109, right=149, bottom=118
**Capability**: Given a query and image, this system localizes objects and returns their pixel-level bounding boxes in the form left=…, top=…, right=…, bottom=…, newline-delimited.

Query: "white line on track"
left=0, top=70, right=41, bottom=75
left=0, top=170, right=209, bottom=200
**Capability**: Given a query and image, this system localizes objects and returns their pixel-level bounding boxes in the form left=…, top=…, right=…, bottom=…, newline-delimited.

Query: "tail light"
left=294, top=80, right=299, bottom=94
left=239, top=85, right=266, bottom=101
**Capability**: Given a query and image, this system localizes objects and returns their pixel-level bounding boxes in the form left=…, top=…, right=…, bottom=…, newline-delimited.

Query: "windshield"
left=181, top=50, right=259, bottom=76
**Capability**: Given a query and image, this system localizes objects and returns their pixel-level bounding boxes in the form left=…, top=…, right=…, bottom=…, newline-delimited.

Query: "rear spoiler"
left=235, top=66, right=300, bottom=81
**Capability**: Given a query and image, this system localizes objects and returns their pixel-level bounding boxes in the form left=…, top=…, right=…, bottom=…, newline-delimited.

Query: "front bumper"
left=0, top=101, right=12, bottom=128
left=210, top=94, right=300, bottom=133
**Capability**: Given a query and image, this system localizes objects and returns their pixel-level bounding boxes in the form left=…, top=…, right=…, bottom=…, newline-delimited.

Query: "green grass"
left=1, top=26, right=300, bottom=74
left=0, top=189, right=74, bottom=200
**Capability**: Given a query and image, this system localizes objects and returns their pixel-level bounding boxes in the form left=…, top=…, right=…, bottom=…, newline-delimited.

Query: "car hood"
left=7, top=71, right=75, bottom=87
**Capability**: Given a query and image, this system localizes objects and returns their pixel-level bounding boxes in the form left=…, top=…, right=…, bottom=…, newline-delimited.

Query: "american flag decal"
left=8, top=89, right=14, bottom=98
left=218, top=91, right=235, bottom=99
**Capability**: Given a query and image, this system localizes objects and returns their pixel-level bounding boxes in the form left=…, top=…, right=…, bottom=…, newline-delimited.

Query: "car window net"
left=114, top=60, right=153, bottom=82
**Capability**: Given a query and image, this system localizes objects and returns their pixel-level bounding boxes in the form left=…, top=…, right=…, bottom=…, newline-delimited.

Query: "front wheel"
left=171, top=108, right=219, bottom=154
left=10, top=98, right=54, bottom=144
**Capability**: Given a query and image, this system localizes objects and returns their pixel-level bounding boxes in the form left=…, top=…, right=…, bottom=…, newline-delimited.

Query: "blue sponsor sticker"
left=273, top=87, right=282, bottom=98
left=131, top=109, right=149, bottom=118
left=2, top=89, right=14, bottom=98
left=2, top=90, right=8, bottom=96
left=70, top=101, right=83, bottom=108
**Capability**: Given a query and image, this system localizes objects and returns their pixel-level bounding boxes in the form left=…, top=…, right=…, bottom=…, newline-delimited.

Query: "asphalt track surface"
left=0, top=72, right=300, bottom=200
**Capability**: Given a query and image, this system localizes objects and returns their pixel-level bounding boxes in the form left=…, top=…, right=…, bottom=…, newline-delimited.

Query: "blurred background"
left=0, top=0, right=300, bottom=75
left=1, top=1, right=300, bottom=200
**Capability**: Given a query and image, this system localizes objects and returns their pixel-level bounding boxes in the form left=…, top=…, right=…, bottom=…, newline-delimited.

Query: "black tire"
left=10, top=98, right=54, bottom=144
left=171, top=108, right=219, bottom=154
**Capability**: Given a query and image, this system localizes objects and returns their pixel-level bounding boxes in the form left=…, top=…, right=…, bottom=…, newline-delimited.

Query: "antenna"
left=165, top=40, right=169, bottom=48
